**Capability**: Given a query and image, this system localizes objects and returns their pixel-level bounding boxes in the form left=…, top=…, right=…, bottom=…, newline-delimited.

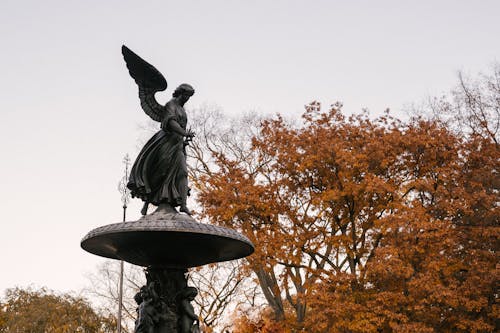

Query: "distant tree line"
left=0, top=287, right=115, bottom=332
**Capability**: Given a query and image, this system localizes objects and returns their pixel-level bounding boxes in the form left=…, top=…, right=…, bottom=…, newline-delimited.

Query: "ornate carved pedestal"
left=81, top=205, right=254, bottom=332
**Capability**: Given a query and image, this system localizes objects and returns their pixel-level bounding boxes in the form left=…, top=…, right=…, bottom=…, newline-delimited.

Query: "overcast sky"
left=0, top=0, right=498, bottom=295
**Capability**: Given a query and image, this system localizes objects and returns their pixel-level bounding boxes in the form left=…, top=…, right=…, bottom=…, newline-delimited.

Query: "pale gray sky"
left=0, top=0, right=498, bottom=294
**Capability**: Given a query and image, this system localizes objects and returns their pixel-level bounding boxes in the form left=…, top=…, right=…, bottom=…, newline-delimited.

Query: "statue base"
left=134, top=266, right=197, bottom=333
left=81, top=205, right=254, bottom=332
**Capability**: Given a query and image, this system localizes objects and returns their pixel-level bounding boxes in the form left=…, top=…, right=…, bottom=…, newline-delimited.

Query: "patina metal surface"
left=122, top=45, right=195, bottom=216
left=81, top=211, right=254, bottom=268
left=133, top=268, right=198, bottom=333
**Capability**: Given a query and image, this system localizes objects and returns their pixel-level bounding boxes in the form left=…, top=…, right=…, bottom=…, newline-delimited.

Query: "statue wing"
left=122, top=45, right=168, bottom=122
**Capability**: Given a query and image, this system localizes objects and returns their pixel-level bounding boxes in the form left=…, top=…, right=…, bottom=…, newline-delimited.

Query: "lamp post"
left=117, top=154, right=130, bottom=333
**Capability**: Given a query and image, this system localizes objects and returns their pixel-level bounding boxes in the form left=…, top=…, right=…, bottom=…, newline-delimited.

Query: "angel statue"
left=122, top=45, right=195, bottom=216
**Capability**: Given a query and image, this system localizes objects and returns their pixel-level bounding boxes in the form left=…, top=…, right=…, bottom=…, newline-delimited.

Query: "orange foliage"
left=195, top=102, right=498, bottom=332
left=231, top=307, right=290, bottom=333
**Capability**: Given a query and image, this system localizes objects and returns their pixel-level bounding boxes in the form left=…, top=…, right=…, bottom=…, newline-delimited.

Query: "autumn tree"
left=192, top=70, right=498, bottom=331
left=0, top=287, right=115, bottom=333
left=305, top=113, right=498, bottom=332
left=195, top=103, right=419, bottom=331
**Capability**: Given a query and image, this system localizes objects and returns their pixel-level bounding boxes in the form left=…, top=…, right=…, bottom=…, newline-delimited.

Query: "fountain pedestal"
left=81, top=206, right=254, bottom=332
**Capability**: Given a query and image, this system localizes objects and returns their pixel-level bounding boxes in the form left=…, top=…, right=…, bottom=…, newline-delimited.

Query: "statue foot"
left=180, top=205, right=192, bottom=216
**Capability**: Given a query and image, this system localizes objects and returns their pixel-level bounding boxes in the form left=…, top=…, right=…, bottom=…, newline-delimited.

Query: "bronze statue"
left=81, top=46, right=254, bottom=333
left=122, top=45, right=195, bottom=215
left=134, top=283, right=162, bottom=333
left=177, top=287, right=199, bottom=333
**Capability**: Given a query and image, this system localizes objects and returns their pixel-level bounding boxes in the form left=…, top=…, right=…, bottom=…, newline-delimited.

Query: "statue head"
left=173, top=84, right=195, bottom=98
left=134, top=286, right=148, bottom=304
left=177, top=286, right=198, bottom=301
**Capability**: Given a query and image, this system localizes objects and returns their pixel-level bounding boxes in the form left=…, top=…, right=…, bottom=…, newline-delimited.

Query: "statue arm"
left=181, top=300, right=198, bottom=320
left=161, top=103, right=194, bottom=138
left=167, top=119, right=192, bottom=137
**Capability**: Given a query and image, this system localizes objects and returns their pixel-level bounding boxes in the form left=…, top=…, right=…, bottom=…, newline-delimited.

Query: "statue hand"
left=186, top=128, right=195, bottom=138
